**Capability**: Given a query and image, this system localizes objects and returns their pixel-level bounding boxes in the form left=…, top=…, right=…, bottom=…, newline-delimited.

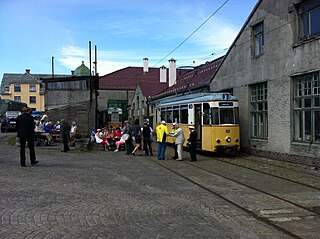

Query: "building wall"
left=1, top=83, right=44, bottom=111
left=130, top=86, right=147, bottom=124
left=45, top=90, right=96, bottom=135
left=98, top=90, right=134, bottom=125
left=210, top=0, right=320, bottom=164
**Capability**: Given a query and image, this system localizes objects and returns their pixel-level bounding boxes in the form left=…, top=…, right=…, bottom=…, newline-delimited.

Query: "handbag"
left=122, top=133, right=129, bottom=141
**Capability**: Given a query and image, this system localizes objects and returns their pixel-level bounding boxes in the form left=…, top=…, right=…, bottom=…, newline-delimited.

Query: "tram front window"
left=220, top=108, right=234, bottom=124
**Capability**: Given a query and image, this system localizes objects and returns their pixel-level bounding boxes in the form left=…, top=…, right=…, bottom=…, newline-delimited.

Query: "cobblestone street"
left=0, top=134, right=319, bottom=239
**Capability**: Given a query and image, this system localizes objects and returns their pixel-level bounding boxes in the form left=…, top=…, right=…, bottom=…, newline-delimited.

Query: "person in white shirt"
left=169, top=123, right=185, bottom=161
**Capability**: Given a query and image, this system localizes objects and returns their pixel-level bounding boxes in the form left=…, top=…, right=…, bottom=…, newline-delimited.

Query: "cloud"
left=190, top=18, right=239, bottom=50
left=58, top=45, right=145, bottom=75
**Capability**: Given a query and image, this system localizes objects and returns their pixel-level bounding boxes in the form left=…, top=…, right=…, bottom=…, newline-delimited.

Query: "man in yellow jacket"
left=155, top=120, right=169, bottom=160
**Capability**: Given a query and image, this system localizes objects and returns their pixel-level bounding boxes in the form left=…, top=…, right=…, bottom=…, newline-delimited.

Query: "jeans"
left=157, top=142, right=166, bottom=160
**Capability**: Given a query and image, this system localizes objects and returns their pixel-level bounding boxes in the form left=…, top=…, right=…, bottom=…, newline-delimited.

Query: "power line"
left=152, top=0, right=230, bottom=67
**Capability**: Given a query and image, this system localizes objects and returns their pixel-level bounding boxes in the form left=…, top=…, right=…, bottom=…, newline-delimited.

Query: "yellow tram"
left=156, top=92, right=240, bottom=153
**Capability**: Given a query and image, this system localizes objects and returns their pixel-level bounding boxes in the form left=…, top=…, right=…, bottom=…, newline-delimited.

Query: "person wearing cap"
left=169, top=123, right=185, bottom=161
left=170, top=123, right=178, bottom=159
left=155, top=120, right=169, bottom=160
left=16, top=106, right=38, bottom=167
left=187, top=126, right=198, bottom=161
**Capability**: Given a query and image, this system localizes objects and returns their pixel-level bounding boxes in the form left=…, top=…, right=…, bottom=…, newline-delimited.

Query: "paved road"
left=0, top=135, right=319, bottom=238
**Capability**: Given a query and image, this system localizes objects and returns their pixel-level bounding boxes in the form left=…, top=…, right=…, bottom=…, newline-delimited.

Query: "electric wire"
left=152, top=0, right=230, bottom=67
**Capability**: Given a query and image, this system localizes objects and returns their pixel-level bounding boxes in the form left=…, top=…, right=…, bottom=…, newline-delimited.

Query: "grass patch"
left=8, top=136, right=16, bottom=146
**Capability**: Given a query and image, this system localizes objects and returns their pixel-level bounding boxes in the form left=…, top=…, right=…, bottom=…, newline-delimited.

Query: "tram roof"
left=158, top=92, right=238, bottom=107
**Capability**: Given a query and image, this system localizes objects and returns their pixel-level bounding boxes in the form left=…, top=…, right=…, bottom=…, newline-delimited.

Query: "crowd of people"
left=91, top=119, right=198, bottom=162
left=15, top=106, right=198, bottom=167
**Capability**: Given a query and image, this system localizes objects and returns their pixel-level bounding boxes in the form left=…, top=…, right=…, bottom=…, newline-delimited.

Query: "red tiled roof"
left=154, top=57, right=223, bottom=98
left=137, top=80, right=169, bottom=98
left=99, top=57, right=223, bottom=98
left=99, top=67, right=161, bottom=90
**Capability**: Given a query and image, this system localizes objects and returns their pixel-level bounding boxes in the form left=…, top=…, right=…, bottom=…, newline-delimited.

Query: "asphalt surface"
left=0, top=133, right=319, bottom=239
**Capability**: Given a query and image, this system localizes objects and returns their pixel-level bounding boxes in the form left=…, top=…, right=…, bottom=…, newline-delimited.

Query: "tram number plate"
left=225, top=129, right=230, bottom=133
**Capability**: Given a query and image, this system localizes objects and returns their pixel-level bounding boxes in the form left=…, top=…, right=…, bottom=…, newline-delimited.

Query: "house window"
left=293, top=72, right=320, bottom=143
left=14, top=84, right=21, bottom=92
left=14, top=96, right=21, bottom=102
left=29, top=96, right=36, bottom=104
left=29, top=85, right=36, bottom=92
left=4, top=86, right=9, bottom=92
left=252, top=22, right=264, bottom=57
left=250, top=82, right=268, bottom=139
left=298, top=0, right=320, bottom=40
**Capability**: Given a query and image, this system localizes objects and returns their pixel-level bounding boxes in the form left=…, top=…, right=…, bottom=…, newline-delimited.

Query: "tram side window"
left=203, top=103, right=210, bottom=125
left=211, top=108, right=219, bottom=125
left=161, top=109, right=166, bottom=121
left=220, top=108, right=234, bottom=124
left=173, top=106, right=179, bottom=123
left=166, top=107, right=173, bottom=123
left=181, top=105, right=188, bottom=124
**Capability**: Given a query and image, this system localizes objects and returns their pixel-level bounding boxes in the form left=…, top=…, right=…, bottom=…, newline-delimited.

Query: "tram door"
left=194, top=104, right=202, bottom=149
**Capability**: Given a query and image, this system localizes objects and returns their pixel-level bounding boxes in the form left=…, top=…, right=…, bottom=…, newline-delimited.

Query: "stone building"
left=42, top=75, right=98, bottom=135
left=209, top=0, right=320, bottom=164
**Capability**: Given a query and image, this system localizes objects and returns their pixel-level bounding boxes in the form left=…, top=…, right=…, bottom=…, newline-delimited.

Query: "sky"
left=0, top=0, right=258, bottom=81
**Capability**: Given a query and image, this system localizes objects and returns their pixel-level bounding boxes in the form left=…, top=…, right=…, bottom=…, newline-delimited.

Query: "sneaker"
left=176, top=158, right=183, bottom=161
left=114, top=149, right=119, bottom=152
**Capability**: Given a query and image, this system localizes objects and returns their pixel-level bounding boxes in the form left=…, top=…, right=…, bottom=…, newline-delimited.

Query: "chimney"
left=143, top=58, right=149, bottom=73
left=168, top=58, right=176, bottom=87
left=25, top=69, right=30, bottom=74
left=160, top=65, right=167, bottom=83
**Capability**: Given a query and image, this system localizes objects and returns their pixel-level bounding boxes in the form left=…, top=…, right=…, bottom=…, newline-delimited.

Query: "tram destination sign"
left=219, top=102, right=234, bottom=106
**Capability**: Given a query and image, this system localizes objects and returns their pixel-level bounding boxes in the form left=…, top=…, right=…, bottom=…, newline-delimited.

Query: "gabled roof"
left=137, top=80, right=169, bottom=98
left=99, top=67, right=162, bottom=91
left=153, top=56, right=224, bottom=99
left=209, top=1, right=261, bottom=84
left=1, top=72, right=68, bottom=94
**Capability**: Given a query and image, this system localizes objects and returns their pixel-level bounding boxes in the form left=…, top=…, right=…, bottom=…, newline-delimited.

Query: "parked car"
left=1, top=112, right=20, bottom=133
left=31, top=111, right=44, bottom=121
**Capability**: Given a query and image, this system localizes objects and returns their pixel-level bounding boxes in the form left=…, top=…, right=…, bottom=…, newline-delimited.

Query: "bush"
left=74, top=132, right=83, bottom=139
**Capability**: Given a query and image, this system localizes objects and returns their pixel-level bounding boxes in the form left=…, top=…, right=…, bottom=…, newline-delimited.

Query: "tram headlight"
left=225, top=137, right=231, bottom=143
left=235, top=138, right=239, bottom=143
left=216, top=139, right=221, bottom=143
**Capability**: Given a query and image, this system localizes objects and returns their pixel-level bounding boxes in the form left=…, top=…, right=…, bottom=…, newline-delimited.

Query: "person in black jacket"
left=187, top=126, right=198, bottom=161
left=122, top=120, right=133, bottom=155
left=16, top=107, right=38, bottom=167
left=142, top=121, right=153, bottom=156
left=60, top=119, right=71, bottom=152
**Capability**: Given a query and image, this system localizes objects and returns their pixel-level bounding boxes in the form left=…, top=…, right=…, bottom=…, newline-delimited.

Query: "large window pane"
left=299, top=0, right=320, bottom=39
left=315, top=111, right=320, bottom=142
left=250, top=82, right=268, bottom=139
left=293, top=71, right=320, bottom=143
left=253, top=22, right=264, bottom=57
